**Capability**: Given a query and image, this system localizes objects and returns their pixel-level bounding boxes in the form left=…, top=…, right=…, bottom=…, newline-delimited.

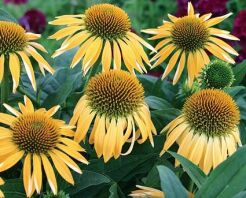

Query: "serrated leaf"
left=157, top=165, right=188, bottom=198
left=233, top=60, right=246, bottom=85
left=168, top=151, right=206, bottom=188
left=196, top=145, right=246, bottom=198
left=0, top=9, right=17, bottom=23
left=64, top=170, right=111, bottom=195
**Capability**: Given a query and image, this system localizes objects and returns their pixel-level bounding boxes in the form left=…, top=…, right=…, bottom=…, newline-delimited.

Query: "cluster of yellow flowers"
left=0, top=2, right=241, bottom=197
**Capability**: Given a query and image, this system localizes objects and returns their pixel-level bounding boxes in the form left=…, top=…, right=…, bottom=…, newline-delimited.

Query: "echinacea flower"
left=143, top=2, right=239, bottom=86
left=199, top=59, right=234, bottom=89
left=19, top=9, right=47, bottom=34
left=161, top=89, right=241, bottom=174
left=70, top=70, right=156, bottom=162
left=0, top=96, right=88, bottom=197
left=130, top=185, right=164, bottom=198
left=0, top=21, right=54, bottom=92
left=49, top=3, right=155, bottom=75
left=0, top=177, right=4, bottom=197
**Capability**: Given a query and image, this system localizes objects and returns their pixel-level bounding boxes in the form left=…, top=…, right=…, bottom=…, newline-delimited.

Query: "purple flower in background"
left=3, top=0, right=28, bottom=4
left=19, top=9, right=46, bottom=34
left=233, top=10, right=246, bottom=62
left=176, top=0, right=228, bottom=17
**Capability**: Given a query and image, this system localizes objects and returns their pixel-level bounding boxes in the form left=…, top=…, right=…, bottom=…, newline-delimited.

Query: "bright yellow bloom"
left=70, top=70, right=156, bottom=162
left=0, top=21, right=54, bottom=92
left=0, top=177, right=4, bottom=197
left=130, top=185, right=164, bottom=198
left=49, top=3, right=155, bottom=75
left=0, top=96, right=88, bottom=197
left=143, top=2, right=239, bottom=86
left=161, top=89, right=241, bottom=174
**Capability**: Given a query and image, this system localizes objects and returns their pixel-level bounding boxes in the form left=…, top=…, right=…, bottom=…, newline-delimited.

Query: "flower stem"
left=0, top=57, right=10, bottom=112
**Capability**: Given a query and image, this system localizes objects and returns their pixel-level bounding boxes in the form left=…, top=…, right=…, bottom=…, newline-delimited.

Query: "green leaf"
left=233, top=60, right=246, bottom=85
left=1, top=179, right=26, bottom=197
left=168, top=151, right=206, bottom=188
left=109, top=183, right=120, bottom=198
left=145, top=96, right=173, bottom=110
left=233, top=191, right=246, bottom=198
left=0, top=9, right=17, bottom=23
left=64, top=170, right=111, bottom=195
left=196, top=145, right=246, bottom=198
left=157, top=165, right=188, bottom=198
left=41, top=67, right=82, bottom=108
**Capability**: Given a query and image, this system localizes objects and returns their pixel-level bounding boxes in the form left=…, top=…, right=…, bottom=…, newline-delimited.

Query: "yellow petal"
left=103, top=118, right=117, bottom=162
left=114, top=118, right=124, bottom=158
left=74, top=111, right=95, bottom=143
left=24, top=96, right=34, bottom=112
left=113, top=40, right=122, bottom=70
left=209, top=37, right=239, bottom=56
left=200, top=49, right=210, bottom=65
left=17, top=51, right=37, bottom=91
left=0, top=150, right=24, bottom=172
left=49, top=26, right=84, bottom=40
left=60, top=137, right=84, bottom=152
left=82, top=37, right=103, bottom=70
left=203, top=137, right=213, bottom=174
left=26, top=32, right=41, bottom=41
left=187, top=52, right=195, bottom=86
left=152, top=44, right=176, bottom=67
left=46, top=105, right=60, bottom=117
left=200, top=13, right=212, bottom=21
left=0, top=113, right=16, bottom=126
left=56, top=144, right=88, bottom=164
left=205, top=43, right=235, bottom=64
left=33, top=154, right=42, bottom=193
left=188, top=2, right=195, bottom=16
left=224, top=135, right=236, bottom=156
left=49, top=151, right=74, bottom=185
left=127, top=32, right=156, bottom=52
left=206, top=13, right=232, bottom=27
left=41, top=154, right=57, bottom=195
left=26, top=46, right=55, bottom=74
left=49, top=17, right=83, bottom=25
left=3, top=103, right=21, bottom=117
left=213, top=137, right=223, bottom=168
left=189, top=134, right=206, bottom=165
left=173, top=52, right=186, bottom=85
left=70, top=36, right=95, bottom=68
left=28, top=42, right=48, bottom=53
left=162, top=49, right=181, bottom=79
left=101, top=40, right=112, bottom=72
left=168, top=14, right=178, bottom=23
left=0, top=54, right=4, bottom=83
left=23, top=154, right=33, bottom=197
left=52, top=149, right=82, bottom=174
left=93, top=115, right=106, bottom=157
left=9, top=53, right=20, bottom=93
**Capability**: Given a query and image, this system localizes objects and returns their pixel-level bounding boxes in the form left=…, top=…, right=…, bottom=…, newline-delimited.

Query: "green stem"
left=1, top=57, right=10, bottom=112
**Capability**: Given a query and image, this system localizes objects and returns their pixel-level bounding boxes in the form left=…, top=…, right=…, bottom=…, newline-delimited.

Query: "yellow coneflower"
left=0, top=96, right=88, bottom=197
left=130, top=185, right=164, bottom=198
left=49, top=3, right=155, bottom=74
left=160, top=89, right=241, bottom=174
left=0, top=21, right=54, bottom=92
left=70, top=70, right=156, bottom=162
left=0, top=177, right=4, bottom=197
left=142, top=2, right=239, bottom=86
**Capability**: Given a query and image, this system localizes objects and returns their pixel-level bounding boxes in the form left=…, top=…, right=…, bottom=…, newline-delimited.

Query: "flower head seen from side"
left=70, top=70, right=156, bottom=162
left=0, top=96, right=88, bottom=197
left=199, top=59, right=234, bottom=89
left=160, top=89, right=241, bottom=174
left=49, top=3, right=155, bottom=75
left=0, top=177, right=4, bottom=197
left=0, top=21, right=54, bottom=92
left=142, top=2, right=239, bottom=86
left=130, top=185, right=164, bottom=198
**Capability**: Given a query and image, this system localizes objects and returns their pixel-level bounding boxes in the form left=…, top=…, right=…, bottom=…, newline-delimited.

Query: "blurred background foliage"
left=1, top=0, right=246, bottom=197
